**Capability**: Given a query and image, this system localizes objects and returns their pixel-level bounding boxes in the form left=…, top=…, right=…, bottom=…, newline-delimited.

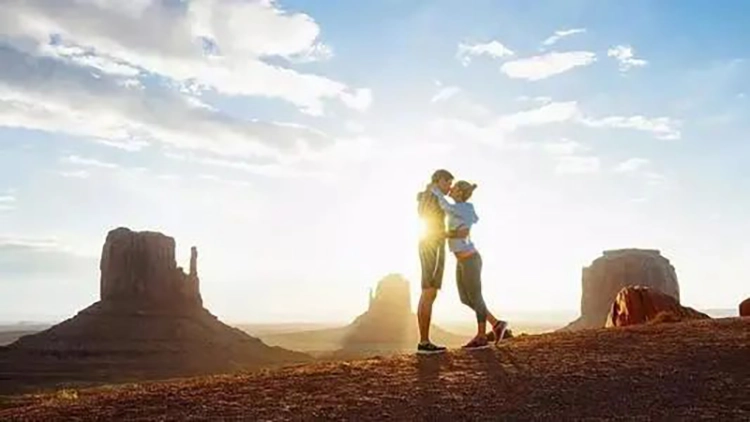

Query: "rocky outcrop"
left=605, top=286, right=710, bottom=327
left=100, top=227, right=201, bottom=309
left=0, top=227, right=309, bottom=394
left=337, top=274, right=461, bottom=355
left=342, top=274, right=412, bottom=348
left=741, top=298, right=750, bottom=317
left=564, top=249, right=680, bottom=331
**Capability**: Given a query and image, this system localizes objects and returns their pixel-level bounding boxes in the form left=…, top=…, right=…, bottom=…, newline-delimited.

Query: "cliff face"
left=0, top=227, right=308, bottom=394
left=338, top=274, right=461, bottom=354
left=564, top=249, right=680, bottom=331
left=99, top=227, right=201, bottom=309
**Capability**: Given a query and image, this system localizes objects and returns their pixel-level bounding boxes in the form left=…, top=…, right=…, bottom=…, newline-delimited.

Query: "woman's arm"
left=430, top=187, right=460, bottom=215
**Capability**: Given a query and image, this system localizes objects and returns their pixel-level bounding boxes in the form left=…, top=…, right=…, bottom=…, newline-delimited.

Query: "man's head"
left=431, top=169, right=454, bottom=194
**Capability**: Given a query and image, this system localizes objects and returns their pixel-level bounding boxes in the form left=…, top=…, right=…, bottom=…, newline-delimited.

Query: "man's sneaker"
left=492, top=320, right=508, bottom=345
left=417, top=342, right=447, bottom=355
left=462, top=336, right=490, bottom=350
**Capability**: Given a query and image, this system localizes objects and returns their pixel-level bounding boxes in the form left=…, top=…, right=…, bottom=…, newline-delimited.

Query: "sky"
left=1, top=0, right=749, bottom=324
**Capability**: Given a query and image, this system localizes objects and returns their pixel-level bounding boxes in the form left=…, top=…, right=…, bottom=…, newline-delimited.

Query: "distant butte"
left=563, top=249, right=681, bottom=331
left=0, top=227, right=309, bottom=395
left=337, top=274, right=463, bottom=355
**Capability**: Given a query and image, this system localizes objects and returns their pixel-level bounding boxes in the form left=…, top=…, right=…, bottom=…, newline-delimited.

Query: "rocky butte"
left=0, top=227, right=309, bottom=395
left=564, top=249, right=681, bottom=331
left=337, top=274, right=462, bottom=355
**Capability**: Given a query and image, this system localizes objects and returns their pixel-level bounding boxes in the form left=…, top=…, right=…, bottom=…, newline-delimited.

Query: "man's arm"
left=446, top=227, right=470, bottom=239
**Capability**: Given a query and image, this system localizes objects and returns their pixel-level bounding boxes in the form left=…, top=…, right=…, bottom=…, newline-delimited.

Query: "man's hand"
left=446, top=227, right=470, bottom=239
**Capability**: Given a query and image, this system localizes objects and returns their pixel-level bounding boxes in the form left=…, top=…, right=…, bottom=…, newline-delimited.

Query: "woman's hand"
left=446, top=227, right=470, bottom=239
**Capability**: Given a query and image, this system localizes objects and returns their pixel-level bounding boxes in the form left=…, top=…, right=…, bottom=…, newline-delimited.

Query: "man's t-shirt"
left=417, top=189, right=446, bottom=242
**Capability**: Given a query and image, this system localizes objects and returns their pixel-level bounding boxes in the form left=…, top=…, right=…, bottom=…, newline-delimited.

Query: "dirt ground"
left=2, top=318, right=749, bottom=421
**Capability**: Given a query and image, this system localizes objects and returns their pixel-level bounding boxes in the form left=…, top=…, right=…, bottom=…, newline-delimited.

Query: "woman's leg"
left=456, top=258, right=473, bottom=310
left=457, top=256, right=487, bottom=340
left=464, top=254, right=490, bottom=336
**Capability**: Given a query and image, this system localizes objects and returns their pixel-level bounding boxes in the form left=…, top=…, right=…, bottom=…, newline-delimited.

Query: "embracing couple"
left=416, top=169, right=509, bottom=354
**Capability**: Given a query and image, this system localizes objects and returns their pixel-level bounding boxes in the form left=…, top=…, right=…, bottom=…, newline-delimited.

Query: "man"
left=416, top=169, right=457, bottom=354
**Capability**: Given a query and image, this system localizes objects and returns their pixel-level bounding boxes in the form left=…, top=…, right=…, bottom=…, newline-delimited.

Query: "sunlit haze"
left=1, top=0, right=748, bottom=325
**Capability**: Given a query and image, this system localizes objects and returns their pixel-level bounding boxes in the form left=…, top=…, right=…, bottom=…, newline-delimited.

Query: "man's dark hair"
left=431, top=169, right=454, bottom=183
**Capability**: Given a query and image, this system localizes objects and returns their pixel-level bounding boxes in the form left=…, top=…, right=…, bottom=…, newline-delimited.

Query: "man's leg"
left=417, top=239, right=445, bottom=351
left=418, top=287, right=437, bottom=343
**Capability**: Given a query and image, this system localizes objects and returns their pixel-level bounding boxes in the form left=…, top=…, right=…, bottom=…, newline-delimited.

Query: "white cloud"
left=196, top=174, right=252, bottom=188
left=581, top=115, right=680, bottom=140
left=517, top=96, right=552, bottom=104
left=431, top=86, right=461, bottom=103
left=607, top=45, right=647, bottom=71
left=288, top=42, right=334, bottom=63
left=62, top=155, right=119, bottom=169
left=0, top=0, right=369, bottom=114
left=39, top=43, right=141, bottom=77
left=555, top=156, right=601, bottom=174
left=614, top=157, right=650, bottom=173
left=429, top=100, right=681, bottom=151
left=167, top=152, right=318, bottom=179
left=497, top=101, right=681, bottom=140
left=0, top=45, right=337, bottom=160
left=543, top=138, right=588, bottom=155
left=496, top=101, right=580, bottom=130
left=542, top=28, right=586, bottom=47
left=0, top=235, right=62, bottom=251
left=339, top=88, right=373, bottom=113
left=95, top=138, right=150, bottom=152
left=430, top=83, right=492, bottom=119
left=0, top=234, right=97, bottom=279
left=645, top=172, right=667, bottom=186
left=457, top=40, right=514, bottom=66
left=165, top=136, right=372, bottom=180
left=0, top=194, right=15, bottom=212
left=344, top=121, right=366, bottom=134
left=501, top=51, right=596, bottom=80
left=60, top=170, right=91, bottom=179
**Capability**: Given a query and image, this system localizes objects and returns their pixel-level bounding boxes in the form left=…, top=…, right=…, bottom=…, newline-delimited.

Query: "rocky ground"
left=2, top=318, right=749, bottom=421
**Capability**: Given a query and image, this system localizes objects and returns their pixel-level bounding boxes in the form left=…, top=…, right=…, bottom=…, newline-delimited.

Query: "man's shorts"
left=419, top=238, right=445, bottom=290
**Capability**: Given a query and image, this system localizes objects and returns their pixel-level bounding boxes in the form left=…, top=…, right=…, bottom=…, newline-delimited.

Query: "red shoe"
left=491, top=320, right=508, bottom=345
left=462, top=336, right=490, bottom=350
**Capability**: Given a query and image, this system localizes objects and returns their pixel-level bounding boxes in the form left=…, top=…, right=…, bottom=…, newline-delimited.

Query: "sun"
left=417, top=218, right=428, bottom=240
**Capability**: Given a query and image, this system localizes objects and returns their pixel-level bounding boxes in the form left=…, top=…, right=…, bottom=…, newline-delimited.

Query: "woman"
left=429, top=180, right=508, bottom=349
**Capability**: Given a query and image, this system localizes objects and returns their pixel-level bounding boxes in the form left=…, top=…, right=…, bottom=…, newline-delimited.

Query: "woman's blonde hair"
left=453, top=180, right=477, bottom=202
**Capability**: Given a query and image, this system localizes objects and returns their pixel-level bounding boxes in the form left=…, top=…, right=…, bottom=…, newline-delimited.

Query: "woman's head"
left=450, top=180, right=477, bottom=202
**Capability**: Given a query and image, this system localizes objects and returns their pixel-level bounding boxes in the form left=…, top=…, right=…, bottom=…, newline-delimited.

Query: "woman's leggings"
left=456, top=252, right=488, bottom=323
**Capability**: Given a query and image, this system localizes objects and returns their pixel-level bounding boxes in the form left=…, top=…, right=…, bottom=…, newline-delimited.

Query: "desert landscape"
left=2, top=1, right=750, bottom=420
left=1, top=227, right=749, bottom=421
left=2, top=318, right=748, bottom=421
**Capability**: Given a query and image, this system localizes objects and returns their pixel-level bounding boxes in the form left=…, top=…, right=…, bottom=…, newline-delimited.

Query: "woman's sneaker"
left=491, top=320, right=509, bottom=345
left=461, top=336, right=490, bottom=350
left=417, top=342, right=447, bottom=354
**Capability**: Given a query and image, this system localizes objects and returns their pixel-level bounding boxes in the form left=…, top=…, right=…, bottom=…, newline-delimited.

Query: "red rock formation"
left=0, top=227, right=308, bottom=394
left=564, top=249, right=680, bottom=330
left=605, top=286, right=710, bottom=328
left=740, top=298, right=750, bottom=317
left=100, top=227, right=201, bottom=309
left=338, top=274, right=461, bottom=354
